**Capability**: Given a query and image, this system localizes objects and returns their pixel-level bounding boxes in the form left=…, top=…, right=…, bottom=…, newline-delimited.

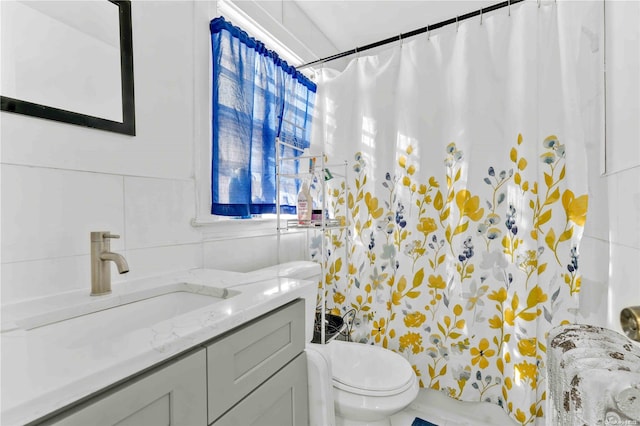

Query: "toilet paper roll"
left=620, top=306, right=640, bottom=342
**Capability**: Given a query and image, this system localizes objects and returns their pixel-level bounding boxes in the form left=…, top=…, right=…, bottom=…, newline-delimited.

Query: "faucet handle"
left=91, top=231, right=121, bottom=242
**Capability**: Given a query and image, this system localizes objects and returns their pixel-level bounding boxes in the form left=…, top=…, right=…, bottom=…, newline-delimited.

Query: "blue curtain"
left=210, top=17, right=316, bottom=217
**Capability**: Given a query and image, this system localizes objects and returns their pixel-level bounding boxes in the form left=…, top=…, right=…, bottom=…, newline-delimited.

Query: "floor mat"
left=411, top=418, right=438, bottom=426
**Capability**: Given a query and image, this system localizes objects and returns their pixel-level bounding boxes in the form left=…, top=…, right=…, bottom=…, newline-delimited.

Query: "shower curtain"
left=312, top=2, right=599, bottom=424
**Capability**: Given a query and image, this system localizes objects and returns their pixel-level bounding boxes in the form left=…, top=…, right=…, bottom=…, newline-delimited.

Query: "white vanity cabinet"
left=207, top=298, right=307, bottom=425
left=37, top=299, right=308, bottom=426
left=43, top=349, right=208, bottom=426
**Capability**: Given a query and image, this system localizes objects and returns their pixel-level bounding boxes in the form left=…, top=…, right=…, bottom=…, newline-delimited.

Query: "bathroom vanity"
left=0, top=270, right=314, bottom=426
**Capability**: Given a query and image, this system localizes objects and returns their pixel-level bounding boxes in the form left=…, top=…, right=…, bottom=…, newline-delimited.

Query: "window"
left=209, top=17, right=316, bottom=218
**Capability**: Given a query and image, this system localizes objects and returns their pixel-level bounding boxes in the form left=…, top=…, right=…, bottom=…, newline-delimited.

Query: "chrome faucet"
left=91, top=231, right=129, bottom=296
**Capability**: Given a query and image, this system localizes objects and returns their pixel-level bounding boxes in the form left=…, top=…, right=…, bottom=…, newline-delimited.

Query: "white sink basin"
left=2, top=283, right=239, bottom=334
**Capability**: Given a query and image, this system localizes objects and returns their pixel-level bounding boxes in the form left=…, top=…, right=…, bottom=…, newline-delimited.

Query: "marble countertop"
left=0, top=268, right=316, bottom=426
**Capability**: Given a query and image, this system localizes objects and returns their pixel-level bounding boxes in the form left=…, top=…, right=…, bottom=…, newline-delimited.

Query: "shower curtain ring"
left=456, top=16, right=459, bottom=32
left=480, top=8, right=483, bottom=25
left=508, top=0, right=511, bottom=16
left=398, top=34, right=403, bottom=47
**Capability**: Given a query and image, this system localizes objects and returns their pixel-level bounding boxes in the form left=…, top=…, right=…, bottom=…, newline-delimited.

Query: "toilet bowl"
left=249, top=261, right=419, bottom=426
left=308, top=340, right=419, bottom=426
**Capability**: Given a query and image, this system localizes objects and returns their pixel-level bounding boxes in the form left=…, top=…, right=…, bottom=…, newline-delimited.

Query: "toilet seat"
left=333, top=376, right=416, bottom=397
left=328, top=340, right=415, bottom=396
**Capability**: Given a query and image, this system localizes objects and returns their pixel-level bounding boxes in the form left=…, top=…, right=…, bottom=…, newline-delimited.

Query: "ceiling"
left=292, top=1, right=497, bottom=53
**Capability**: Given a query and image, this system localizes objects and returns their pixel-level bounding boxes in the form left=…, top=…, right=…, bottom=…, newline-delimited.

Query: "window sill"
left=191, top=216, right=304, bottom=240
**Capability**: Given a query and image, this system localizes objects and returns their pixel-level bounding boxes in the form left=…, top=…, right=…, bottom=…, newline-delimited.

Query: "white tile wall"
left=577, top=236, right=609, bottom=327
left=609, top=167, right=640, bottom=249
left=1, top=255, right=91, bottom=302
left=578, top=1, right=640, bottom=334
left=605, top=1, right=640, bottom=174
left=128, top=1, right=194, bottom=180
left=122, top=243, right=203, bottom=283
left=608, top=242, right=640, bottom=332
left=0, top=164, right=209, bottom=303
left=601, top=1, right=640, bottom=333
left=582, top=171, right=609, bottom=242
left=604, top=166, right=640, bottom=334
left=203, top=231, right=307, bottom=272
left=1, top=165, right=125, bottom=264
left=124, top=177, right=201, bottom=250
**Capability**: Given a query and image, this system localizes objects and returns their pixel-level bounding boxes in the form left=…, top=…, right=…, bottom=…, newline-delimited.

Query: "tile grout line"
left=1, top=162, right=194, bottom=183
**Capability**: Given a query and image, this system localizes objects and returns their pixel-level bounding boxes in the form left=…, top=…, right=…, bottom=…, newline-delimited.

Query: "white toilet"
left=306, top=339, right=420, bottom=426
left=249, top=261, right=419, bottom=426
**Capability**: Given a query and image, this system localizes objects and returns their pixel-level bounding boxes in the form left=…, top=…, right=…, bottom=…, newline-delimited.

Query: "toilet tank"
left=246, top=261, right=321, bottom=343
left=305, top=343, right=336, bottom=426
left=249, top=260, right=321, bottom=281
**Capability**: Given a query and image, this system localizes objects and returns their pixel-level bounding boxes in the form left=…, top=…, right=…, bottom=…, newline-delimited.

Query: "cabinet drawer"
left=207, top=299, right=305, bottom=424
left=212, top=353, right=309, bottom=426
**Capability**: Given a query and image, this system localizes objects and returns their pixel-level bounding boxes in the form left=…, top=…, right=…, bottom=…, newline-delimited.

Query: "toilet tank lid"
left=329, top=341, right=415, bottom=393
left=250, top=261, right=321, bottom=280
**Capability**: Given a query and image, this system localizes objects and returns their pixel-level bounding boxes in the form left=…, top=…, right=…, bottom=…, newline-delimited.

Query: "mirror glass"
left=0, top=0, right=135, bottom=135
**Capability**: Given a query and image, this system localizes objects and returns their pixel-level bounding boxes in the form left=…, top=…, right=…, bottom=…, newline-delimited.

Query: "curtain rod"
left=298, top=0, right=526, bottom=70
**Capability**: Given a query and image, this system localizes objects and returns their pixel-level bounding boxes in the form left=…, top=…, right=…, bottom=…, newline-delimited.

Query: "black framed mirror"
left=1, top=0, right=135, bottom=136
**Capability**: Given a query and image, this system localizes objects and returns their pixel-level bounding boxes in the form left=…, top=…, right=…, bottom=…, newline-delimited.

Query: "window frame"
left=192, top=1, right=311, bottom=236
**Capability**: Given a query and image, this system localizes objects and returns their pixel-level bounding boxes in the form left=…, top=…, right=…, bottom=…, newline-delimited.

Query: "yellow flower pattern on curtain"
left=319, top=134, right=588, bottom=425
